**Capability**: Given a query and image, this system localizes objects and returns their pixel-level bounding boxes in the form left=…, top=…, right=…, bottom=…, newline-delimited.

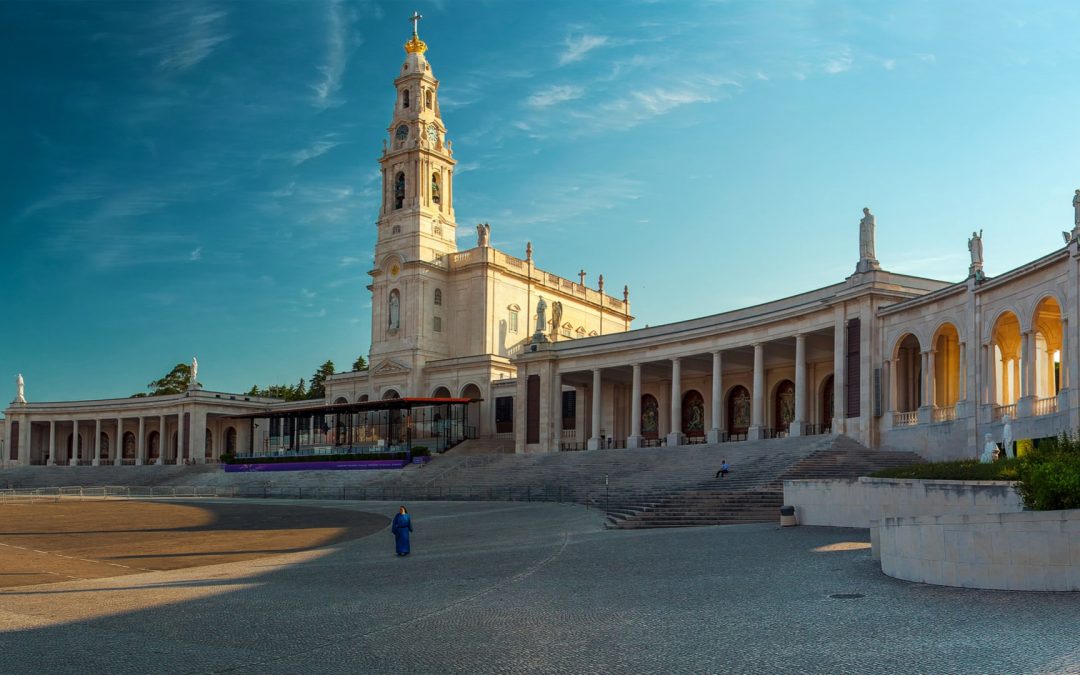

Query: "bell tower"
left=368, top=14, right=458, bottom=388
left=374, top=13, right=457, bottom=264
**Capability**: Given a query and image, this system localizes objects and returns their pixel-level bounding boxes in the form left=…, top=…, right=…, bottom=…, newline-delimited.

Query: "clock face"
left=427, top=125, right=438, bottom=144
left=395, top=125, right=409, bottom=141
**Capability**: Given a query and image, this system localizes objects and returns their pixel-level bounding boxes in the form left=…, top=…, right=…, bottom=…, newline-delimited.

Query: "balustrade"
left=931, top=406, right=958, bottom=423
left=1034, top=396, right=1058, bottom=416
left=992, top=404, right=1016, bottom=421
left=892, top=411, right=918, bottom=427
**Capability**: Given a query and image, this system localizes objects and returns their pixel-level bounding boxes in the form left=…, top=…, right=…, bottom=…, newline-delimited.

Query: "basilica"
left=4, top=24, right=1080, bottom=466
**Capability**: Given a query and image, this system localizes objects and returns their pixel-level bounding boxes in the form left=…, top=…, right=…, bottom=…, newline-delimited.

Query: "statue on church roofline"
left=476, top=222, right=490, bottom=247
left=532, top=296, right=550, bottom=344
left=1074, top=189, right=1080, bottom=227
left=14, top=373, right=26, bottom=404
left=856, top=207, right=881, bottom=273
left=968, top=229, right=985, bottom=281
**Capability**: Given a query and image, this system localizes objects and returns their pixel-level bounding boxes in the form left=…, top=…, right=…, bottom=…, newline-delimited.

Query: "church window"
left=392, top=225, right=401, bottom=234
left=402, top=89, right=410, bottom=108
left=433, top=316, right=442, bottom=332
left=562, top=390, right=576, bottom=430
left=395, top=125, right=409, bottom=143
left=394, top=172, right=405, bottom=209
left=431, top=172, right=441, bottom=204
left=426, top=90, right=433, bottom=109
left=434, top=288, right=442, bottom=305
left=509, top=309, right=519, bottom=332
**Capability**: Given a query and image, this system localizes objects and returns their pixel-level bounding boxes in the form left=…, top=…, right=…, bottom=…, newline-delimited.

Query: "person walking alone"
left=392, top=505, right=413, bottom=556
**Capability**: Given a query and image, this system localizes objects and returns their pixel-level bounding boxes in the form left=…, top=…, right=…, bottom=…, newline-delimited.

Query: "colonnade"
left=556, top=331, right=838, bottom=450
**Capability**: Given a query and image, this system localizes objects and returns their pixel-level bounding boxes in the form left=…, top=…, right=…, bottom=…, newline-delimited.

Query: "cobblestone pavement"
left=0, top=499, right=1077, bottom=674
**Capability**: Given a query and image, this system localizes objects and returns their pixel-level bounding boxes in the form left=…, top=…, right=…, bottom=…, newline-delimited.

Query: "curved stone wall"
left=878, top=510, right=1080, bottom=591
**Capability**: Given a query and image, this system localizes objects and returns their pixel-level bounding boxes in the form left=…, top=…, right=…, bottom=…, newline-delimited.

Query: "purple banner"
left=224, top=459, right=409, bottom=473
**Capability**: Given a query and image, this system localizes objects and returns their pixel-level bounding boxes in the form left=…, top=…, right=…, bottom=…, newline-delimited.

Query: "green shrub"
left=1016, top=438, right=1034, bottom=458
left=219, top=452, right=235, bottom=464
left=1016, top=452, right=1080, bottom=511
left=870, top=459, right=1021, bottom=481
left=411, top=446, right=430, bottom=457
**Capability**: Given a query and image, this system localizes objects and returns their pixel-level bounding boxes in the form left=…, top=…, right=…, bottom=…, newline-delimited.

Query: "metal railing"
left=892, top=411, right=918, bottom=427
left=993, top=403, right=1016, bottom=421
left=1034, top=396, right=1058, bottom=416
left=932, top=405, right=958, bottom=423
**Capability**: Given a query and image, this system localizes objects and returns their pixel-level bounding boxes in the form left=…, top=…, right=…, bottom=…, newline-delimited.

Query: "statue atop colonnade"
left=855, top=207, right=881, bottom=273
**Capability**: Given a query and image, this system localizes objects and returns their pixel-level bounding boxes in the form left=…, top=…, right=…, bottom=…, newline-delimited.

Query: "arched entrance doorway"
left=682, top=390, right=705, bottom=438
left=641, top=394, right=659, bottom=440
left=821, top=375, right=834, bottom=429
left=727, top=386, right=751, bottom=438
left=460, top=384, right=482, bottom=437
left=774, top=380, right=795, bottom=433
left=148, top=431, right=160, bottom=462
left=205, top=429, right=213, bottom=460
left=123, top=432, right=136, bottom=460
left=224, top=427, right=237, bottom=454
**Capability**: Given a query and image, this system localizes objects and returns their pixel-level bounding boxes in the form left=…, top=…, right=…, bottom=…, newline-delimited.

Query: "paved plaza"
left=0, top=499, right=1077, bottom=674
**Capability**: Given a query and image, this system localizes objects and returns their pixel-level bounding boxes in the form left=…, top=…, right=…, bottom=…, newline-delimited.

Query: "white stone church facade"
left=4, top=28, right=1080, bottom=466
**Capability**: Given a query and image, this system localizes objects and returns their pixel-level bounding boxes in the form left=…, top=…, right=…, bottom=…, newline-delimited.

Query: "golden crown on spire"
left=404, top=11, right=427, bottom=54
left=404, top=34, right=427, bottom=54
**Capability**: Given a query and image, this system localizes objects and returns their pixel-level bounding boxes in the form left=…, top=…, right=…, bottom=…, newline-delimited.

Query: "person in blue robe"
left=392, top=505, right=412, bottom=556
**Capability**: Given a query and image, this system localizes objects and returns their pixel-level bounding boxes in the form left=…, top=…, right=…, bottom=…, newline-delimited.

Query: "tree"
left=133, top=363, right=191, bottom=397
left=352, top=355, right=368, bottom=371
left=309, top=360, right=335, bottom=400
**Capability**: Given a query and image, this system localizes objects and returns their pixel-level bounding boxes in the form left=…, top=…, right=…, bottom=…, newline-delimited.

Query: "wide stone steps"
left=607, top=441, right=923, bottom=529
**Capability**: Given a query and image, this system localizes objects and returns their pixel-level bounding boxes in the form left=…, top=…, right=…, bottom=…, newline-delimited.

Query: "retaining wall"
left=878, top=510, right=1080, bottom=591
left=783, top=477, right=1023, bottom=528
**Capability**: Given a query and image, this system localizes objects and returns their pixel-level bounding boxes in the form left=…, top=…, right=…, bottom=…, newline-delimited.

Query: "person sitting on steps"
left=715, top=460, right=730, bottom=479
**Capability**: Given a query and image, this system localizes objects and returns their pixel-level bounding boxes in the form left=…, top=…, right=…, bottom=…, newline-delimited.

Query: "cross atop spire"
left=404, top=11, right=428, bottom=54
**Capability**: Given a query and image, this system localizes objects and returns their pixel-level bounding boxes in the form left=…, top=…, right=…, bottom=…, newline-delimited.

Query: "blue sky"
left=2, top=0, right=1079, bottom=406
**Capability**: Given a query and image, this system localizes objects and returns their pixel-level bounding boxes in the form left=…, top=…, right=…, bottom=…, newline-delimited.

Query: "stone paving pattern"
left=0, top=500, right=1077, bottom=674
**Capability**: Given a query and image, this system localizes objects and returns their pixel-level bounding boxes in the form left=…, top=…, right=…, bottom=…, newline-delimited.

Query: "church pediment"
left=371, top=359, right=412, bottom=375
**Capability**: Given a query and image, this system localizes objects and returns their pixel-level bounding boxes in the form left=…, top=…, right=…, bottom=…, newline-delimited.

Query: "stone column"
left=917, top=351, right=931, bottom=424
left=666, top=358, right=683, bottom=447
left=137, top=417, right=145, bottom=466
left=114, top=418, right=123, bottom=465
left=177, top=409, right=186, bottom=463
left=927, top=350, right=937, bottom=408
left=46, top=420, right=55, bottom=466
left=157, top=414, right=166, bottom=465
left=1062, top=319, right=1070, bottom=389
left=92, top=419, right=101, bottom=465
left=832, top=315, right=846, bottom=433
left=2, top=418, right=12, bottom=465
left=192, top=410, right=208, bottom=464
left=791, top=336, right=807, bottom=436
left=18, top=419, right=31, bottom=466
left=552, top=371, right=563, bottom=451
left=628, top=364, right=643, bottom=449
left=587, top=368, right=602, bottom=450
left=71, top=419, right=80, bottom=466
left=1017, top=331, right=1034, bottom=417
left=748, top=344, right=765, bottom=440
left=958, top=342, right=967, bottom=401
left=708, top=351, right=723, bottom=443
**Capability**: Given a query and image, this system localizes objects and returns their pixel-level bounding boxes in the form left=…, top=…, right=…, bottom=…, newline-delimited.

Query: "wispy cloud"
left=189, top=246, right=203, bottom=261
left=291, top=136, right=342, bottom=166
left=823, top=47, right=853, bottom=75
left=559, top=34, right=609, bottom=66
left=312, top=0, right=349, bottom=109
left=526, top=84, right=583, bottom=108
left=152, top=4, right=231, bottom=72
left=591, top=83, right=723, bottom=131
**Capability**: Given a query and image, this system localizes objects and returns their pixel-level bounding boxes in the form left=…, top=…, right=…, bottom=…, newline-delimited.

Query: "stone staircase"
left=609, top=436, right=923, bottom=529
left=442, top=438, right=516, bottom=455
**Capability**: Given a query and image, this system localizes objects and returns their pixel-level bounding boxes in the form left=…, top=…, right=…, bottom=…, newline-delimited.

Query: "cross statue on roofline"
left=410, top=11, right=422, bottom=36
